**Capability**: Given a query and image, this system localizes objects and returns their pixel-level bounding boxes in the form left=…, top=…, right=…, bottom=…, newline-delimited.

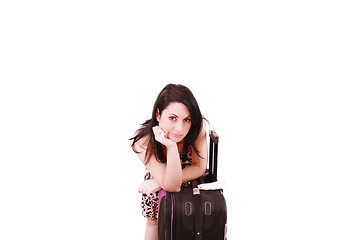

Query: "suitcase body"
left=158, top=130, right=227, bottom=240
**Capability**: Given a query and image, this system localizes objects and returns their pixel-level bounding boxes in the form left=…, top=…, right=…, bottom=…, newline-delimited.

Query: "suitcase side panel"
left=158, top=191, right=174, bottom=240
left=202, top=190, right=227, bottom=240
left=174, top=186, right=196, bottom=239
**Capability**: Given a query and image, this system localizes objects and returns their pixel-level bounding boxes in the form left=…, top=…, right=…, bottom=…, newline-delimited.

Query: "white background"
left=1, top=1, right=359, bottom=239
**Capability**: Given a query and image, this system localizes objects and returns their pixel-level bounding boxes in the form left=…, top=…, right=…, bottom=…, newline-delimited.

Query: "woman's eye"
left=185, top=118, right=191, bottom=123
left=169, top=116, right=176, bottom=121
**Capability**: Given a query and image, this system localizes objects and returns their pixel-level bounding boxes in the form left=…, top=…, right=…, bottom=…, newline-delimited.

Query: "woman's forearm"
left=162, top=146, right=182, bottom=192
left=181, top=164, right=206, bottom=183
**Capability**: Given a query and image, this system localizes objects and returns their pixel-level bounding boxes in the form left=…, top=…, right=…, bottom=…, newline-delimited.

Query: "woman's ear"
left=156, top=109, right=160, bottom=122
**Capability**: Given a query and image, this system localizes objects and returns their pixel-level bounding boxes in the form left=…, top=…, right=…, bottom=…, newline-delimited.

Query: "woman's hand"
left=152, top=126, right=177, bottom=148
left=138, top=179, right=162, bottom=195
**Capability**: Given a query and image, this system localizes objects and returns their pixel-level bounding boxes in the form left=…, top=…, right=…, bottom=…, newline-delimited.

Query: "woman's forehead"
left=162, top=102, right=190, bottom=117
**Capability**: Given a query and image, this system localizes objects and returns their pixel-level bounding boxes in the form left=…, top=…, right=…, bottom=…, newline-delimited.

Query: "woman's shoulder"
left=133, top=134, right=155, bottom=165
left=194, top=119, right=207, bottom=145
left=199, top=118, right=208, bottom=137
left=133, top=134, right=151, bottom=153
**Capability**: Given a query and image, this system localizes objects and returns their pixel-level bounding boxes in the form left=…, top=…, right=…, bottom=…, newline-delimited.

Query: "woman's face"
left=157, top=102, right=192, bottom=143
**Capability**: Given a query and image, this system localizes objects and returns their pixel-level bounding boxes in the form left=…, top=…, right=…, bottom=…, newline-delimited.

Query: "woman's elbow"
left=162, top=182, right=182, bottom=193
left=201, top=165, right=207, bottom=176
left=170, top=187, right=181, bottom=193
left=162, top=186, right=181, bottom=193
left=199, top=164, right=207, bottom=177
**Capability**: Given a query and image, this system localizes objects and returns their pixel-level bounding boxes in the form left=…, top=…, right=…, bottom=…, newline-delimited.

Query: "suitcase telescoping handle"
left=208, top=130, right=219, bottom=183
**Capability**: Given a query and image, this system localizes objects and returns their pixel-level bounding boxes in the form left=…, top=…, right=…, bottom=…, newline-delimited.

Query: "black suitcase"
left=158, top=130, right=227, bottom=240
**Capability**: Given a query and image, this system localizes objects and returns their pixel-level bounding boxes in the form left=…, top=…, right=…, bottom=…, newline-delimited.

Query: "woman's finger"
left=138, top=183, right=144, bottom=193
left=153, top=126, right=167, bottom=138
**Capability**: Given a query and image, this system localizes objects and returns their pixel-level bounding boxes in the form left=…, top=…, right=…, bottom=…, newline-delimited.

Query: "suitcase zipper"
left=170, top=193, right=174, bottom=240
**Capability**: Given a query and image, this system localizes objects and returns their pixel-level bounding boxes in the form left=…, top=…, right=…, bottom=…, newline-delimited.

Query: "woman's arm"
left=181, top=121, right=208, bottom=183
left=161, top=144, right=182, bottom=191
left=138, top=178, right=162, bottom=195
left=134, top=127, right=182, bottom=192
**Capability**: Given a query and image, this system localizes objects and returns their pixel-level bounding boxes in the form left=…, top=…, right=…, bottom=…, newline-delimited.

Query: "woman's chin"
left=170, top=136, right=184, bottom=143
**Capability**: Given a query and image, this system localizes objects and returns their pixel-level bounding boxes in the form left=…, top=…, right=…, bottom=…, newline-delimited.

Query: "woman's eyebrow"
left=169, top=113, right=179, bottom=118
left=169, top=113, right=191, bottom=119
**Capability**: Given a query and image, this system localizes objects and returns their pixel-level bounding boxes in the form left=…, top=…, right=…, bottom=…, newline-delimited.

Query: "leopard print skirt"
left=140, top=170, right=159, bottom=220
left=140, top=192, right=159, bottom=220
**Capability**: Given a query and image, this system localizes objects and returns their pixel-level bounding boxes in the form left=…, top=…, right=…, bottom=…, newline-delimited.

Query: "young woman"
left=130, top=84, right=208, bottom=240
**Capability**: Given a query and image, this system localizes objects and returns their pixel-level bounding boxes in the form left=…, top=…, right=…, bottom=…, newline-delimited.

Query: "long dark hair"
left=130, top=84, right=204, bottom=164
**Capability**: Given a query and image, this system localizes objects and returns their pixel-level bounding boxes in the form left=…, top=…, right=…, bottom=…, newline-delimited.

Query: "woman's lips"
left=170, top=132, right=183, bottom=140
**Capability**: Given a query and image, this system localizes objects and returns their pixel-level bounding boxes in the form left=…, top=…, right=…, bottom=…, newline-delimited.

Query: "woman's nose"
left=174, top=121, right=183, bottom=132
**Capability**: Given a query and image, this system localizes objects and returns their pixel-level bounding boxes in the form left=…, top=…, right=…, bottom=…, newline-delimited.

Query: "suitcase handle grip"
left=210, top=130, right=219, bottom=144
left=208, top=130, right=219, bottom=182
